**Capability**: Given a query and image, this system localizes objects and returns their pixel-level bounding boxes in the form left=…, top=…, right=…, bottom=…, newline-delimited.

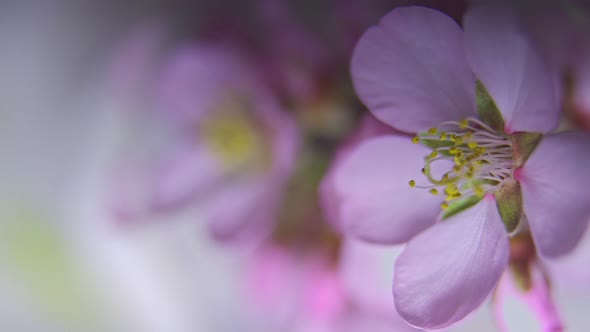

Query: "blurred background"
left=1, top=1, right=589, bottom=331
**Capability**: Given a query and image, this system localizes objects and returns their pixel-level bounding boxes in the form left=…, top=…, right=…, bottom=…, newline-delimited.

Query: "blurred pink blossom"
left=242, top=243, right=421, bottom=332
left=111, top=43, right=299, bottom=244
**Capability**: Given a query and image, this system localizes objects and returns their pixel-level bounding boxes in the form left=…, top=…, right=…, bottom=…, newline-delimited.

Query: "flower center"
left=200, top=95, right=272, bottom=172
left=409, top=117, right=513, bottom=210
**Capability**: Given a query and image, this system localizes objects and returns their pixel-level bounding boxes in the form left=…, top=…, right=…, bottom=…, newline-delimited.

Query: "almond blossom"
left=112, top=44, right=299, bottom=243
left=322, top=4, right=590, bottom=329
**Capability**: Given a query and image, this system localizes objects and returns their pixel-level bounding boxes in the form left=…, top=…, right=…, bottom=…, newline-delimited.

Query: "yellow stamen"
left=459, top=118, right=469, bottom=129
left=445, top=183, right=459, bottom=195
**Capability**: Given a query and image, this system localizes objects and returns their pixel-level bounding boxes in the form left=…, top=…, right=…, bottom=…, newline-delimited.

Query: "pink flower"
left=242, top=243, right=421, bottom=332
left=322, top=4, right=590, bottom=329
left=242, top=246, right=347, bottom=331
left=113, top=44, right=299, bottom=243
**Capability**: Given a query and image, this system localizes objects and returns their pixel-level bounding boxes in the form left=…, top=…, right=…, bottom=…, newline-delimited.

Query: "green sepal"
left=494, top=179, right=523, bottom=233
left=476, top=80, right=505, bottom=132
left=442, top=195, right=484, bottom=220
left=511, top=132, right=543, bottom=168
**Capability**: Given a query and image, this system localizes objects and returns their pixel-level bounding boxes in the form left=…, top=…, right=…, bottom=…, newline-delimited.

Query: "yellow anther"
left=429, top=150, right=439, bottom=159
left=445, top=183, right=459, bottom=195
left=429, top=188, right=439, bottom=195
left=468, top=141, right=478, bottom=149
left=465, top=171, right=474, bottom=179
left=454, top=155, right=464, bottom=166
left=409, top=180, right=416, bottom=188
left=449, top=146, right=459, bottom=155
left=464, top=131, right=473, bottom=140
left=412, top=136, right=420, bottom=144
left=445, top=192, right=462, bottom=201
left=449, top=134, right=457, bottom=142
left=441, top=201, right=449, bottom=210
left=459, top=119, right=469, bottom=129
left=428, top=127, right=438, bottom=135
left=454, top=136, right=464, bottom=145
left=453, top=165, right=462, bottom=173
left=440, top=132, right=447, bottom=140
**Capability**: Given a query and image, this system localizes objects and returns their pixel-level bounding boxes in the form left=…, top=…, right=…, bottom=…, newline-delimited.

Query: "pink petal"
left=518, top=132, right=590, bottom=257
left=203, top=177, right=283, bottom=244
left=463, top=4, right=561, bottom=133
left=328, top=135, right=441, bottom=244
left=150, top=141, right=227, bottom=211
left=393, top=196, right=509, bottom=329
left=492, top=264, right=563, bottom=332
left=351, top=6, right=476, bottom=133
left=339, top=239, right=404, bottom=316
left=320, top=115, right=397, bottom=230
left=157, top=44, right=260, bottom=125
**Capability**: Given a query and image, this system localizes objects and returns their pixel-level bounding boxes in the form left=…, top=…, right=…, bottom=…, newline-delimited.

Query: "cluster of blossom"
left=109, top=0, right=590, bottom=331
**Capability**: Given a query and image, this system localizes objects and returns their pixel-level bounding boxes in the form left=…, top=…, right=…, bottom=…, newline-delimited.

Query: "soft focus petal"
left=339, top=238, right=403, bottom=316
left=351, top=6, right=476, bottom=133
left=394, top=196, right=509, bottom=329
left=463, top=4, right=560, bottom=133
left=327, top=135, right=441, bottom=244
left=492, top=264, right=563, bottom=332
left=519, top=0, right=587, bottom=71
left=243, top=248, right=346, bottom=332
left=157, top=44, right=259, bottom=125
left=255, top=94, right=300, bottom=179
left=242, top=247, right=304, bottom=331
left=518, top=132, right=590, bottom=257
left=150, top=141, right=226, bottom=212
left=202, top=177, right=282, bottom=244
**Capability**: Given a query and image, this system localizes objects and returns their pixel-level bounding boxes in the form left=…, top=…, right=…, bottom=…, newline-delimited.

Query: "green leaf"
left=511, top=132, right=543, bottom=168
left=476, top=80, right=505, bottom=132
left=442, top=195, right=484, bottom=220
left=494, top=179, right=523, bottom=233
